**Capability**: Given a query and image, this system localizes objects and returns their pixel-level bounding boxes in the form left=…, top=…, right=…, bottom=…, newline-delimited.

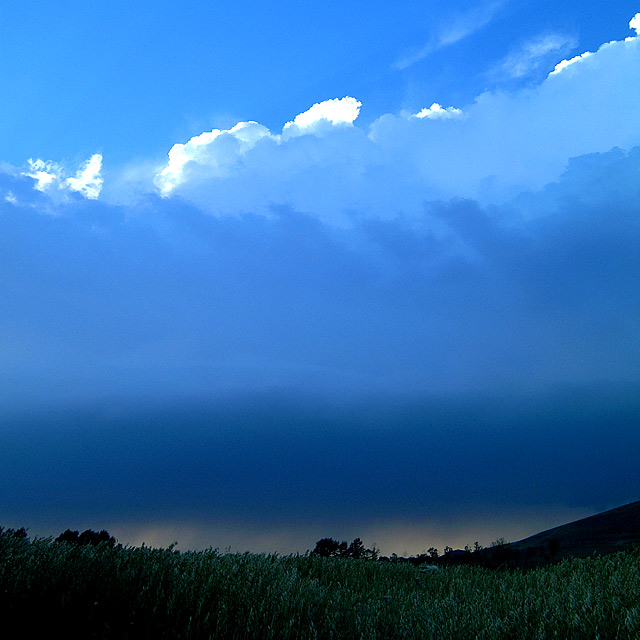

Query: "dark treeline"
left=4, top=526, right=562, bottom=569
left=311, top=536, right=565, bottom=570
left=433, top=538, right=563, bottom=570
left=55, top=529, right=118, bottom=548
left=310, top=537, right=379, bottom=560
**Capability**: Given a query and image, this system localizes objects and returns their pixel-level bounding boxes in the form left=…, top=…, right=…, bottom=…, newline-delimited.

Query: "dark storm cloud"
left=1, top=386, right=639, bottom=529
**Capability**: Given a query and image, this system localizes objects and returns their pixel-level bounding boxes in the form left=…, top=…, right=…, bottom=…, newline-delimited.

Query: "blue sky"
left=1, top=1, right=639, bottom=554
left=1, top=0, right=637, bottom=164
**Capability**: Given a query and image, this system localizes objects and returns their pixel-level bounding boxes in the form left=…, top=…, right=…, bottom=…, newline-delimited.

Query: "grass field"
left=1, top=528, right=639, bottom=639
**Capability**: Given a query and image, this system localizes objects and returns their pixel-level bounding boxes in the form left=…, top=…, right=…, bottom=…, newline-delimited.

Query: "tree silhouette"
left=311, top=538, right=348, bottom=558
left=311, top=537, right=378, bottom=560
left=55, top=529, right=116, bottom=548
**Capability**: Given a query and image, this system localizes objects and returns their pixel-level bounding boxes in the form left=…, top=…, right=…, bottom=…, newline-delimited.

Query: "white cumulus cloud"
left=282, top=96, right=362, bottom=136
left=24, top=158, right=64, bottom=192
left=155, top=121, right=273, bottom=195
left=550, top=51, right=594, bottom=75
left=149, top=14, right=640, bottom=223
left=155, top=98, right=362, bottom=199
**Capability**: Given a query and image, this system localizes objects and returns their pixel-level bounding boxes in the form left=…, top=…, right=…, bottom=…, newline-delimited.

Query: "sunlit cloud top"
left=551, top=12, right=640, bottom=75
left=154, top=97, right=362, bottom=197
left=412, top=103, right=463, bottom=119
left=550, top=51, right=594, bottom=75
left=140, top=14, right=640, bottom=224
left=282, top=96, right=362, bottom=134
left=155, top=121, right=274, bottom=195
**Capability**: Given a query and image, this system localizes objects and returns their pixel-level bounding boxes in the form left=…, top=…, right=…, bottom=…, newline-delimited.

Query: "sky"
left=0, top=1, right=639, bottom=555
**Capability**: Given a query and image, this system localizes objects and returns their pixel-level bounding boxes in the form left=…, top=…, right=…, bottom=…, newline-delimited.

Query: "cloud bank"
left=1, top=141, right=639, bottom=405
left=8, top=14, right=639, bottom=226
left=141, top=14, right=640, bottom=223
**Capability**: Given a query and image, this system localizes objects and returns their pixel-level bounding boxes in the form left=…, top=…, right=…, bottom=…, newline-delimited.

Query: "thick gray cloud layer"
left=1, top=146, right=638, bottom=404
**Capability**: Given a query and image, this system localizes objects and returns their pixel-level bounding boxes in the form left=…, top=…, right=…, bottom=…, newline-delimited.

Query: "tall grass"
left=1, top=529, right=639, bottom=639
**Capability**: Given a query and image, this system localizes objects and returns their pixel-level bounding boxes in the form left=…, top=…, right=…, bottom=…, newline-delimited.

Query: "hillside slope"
left=508, top=500, right=640, bottom=561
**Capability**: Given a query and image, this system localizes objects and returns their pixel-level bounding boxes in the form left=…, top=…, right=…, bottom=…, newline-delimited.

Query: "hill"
left=506, top=499, right=640, bottom=561
left=436, top=500, right=640, bottom=569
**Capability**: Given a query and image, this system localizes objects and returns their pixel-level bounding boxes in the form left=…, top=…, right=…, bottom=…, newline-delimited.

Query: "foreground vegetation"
left=1, top=529, right=639, bottom=639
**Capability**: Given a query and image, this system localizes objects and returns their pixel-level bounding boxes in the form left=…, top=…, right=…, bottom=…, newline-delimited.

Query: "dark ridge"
left=433, top=500, right=640, bottom=569
left=507, top=499, right=640, bottom=560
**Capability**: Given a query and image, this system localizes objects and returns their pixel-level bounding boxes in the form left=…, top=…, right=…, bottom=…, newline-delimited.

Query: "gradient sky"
left=1, top=1, right=639, bottom=555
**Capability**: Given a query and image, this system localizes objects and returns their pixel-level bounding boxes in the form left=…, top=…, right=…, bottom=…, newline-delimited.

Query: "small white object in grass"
left=419, top=565, right=440, bottom=573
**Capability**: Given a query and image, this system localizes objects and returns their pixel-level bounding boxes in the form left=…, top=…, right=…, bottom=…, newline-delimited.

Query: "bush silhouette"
left=0, top=527, right=28, bottom=539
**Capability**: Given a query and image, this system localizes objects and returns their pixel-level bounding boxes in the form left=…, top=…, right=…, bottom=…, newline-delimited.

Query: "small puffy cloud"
left=65, top=154, right=103, bottom=199
left=0, top=165, right=55, bottom=211
left=24, top=158, right=64, bottom=192
left=282, top=96, right=361, bottom=136
left=630, top=13, right=640, bottom=35
left=413, top=103, right=463, bottom=120
left=22, top=154, right=103, bottom=200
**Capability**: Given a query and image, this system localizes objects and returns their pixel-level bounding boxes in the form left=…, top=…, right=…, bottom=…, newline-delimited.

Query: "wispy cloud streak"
left=490, top=33, right=577, bottom=80
left=394, top=0, right=505, bottom=70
